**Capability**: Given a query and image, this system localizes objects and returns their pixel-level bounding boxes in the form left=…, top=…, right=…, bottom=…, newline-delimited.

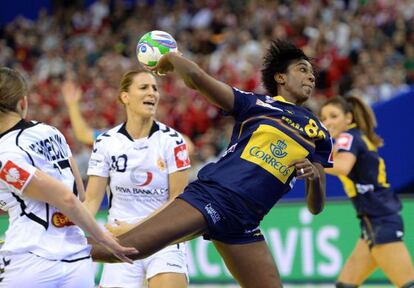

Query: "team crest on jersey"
left=0, top=160, right=31, bottom=191
left=241, top=125, right=309, bottom=183
left=336, top=133, right=353, bottom=151
left=174, top=144, right=190, bottom=168
left=157, top=158, right=166, bottom=171
left=52, top=212, right=74, bottom=228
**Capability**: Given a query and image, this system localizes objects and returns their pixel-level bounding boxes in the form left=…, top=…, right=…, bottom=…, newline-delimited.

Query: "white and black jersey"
left=0, top=120, right=90, bottom=261
left=87, top=121, right=190, bottom=224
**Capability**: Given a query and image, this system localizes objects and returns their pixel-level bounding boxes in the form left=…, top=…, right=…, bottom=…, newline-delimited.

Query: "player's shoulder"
left=154, top=121, right=185, bottom=145
left=14, top=120, right=65, bottom=142
left=232, top=87, right=264, bottom=101
left=95, top=124, right=122, bottom=142
left=336, top=128, right=361, bottom=151
left=340, top=127, right=362, bottom=142
left=34, top=121, right=64, bottom=135
left=0, top=142, right=21, bottom=157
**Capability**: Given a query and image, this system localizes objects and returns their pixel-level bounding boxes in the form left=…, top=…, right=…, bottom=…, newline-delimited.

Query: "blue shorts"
left=360, top=213, right=404, bottom=248
left=177, top=181, right=265, bottom=244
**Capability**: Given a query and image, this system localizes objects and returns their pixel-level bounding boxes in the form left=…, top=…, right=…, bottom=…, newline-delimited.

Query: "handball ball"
left=136, top=30, right=178, bottom=67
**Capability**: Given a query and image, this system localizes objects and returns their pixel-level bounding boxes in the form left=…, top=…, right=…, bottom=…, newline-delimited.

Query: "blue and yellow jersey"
left=197, top=88, right=333, bottom=220
left=335, top=125, right=401, bottom=216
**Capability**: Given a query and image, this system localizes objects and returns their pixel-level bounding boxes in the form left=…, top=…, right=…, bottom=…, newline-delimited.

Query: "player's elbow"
left=60, top=193, right=78, bottom=210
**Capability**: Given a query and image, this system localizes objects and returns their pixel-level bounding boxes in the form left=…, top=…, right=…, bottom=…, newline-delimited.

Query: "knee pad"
left=336, top=282, right=358, bottom=288
left=402, top=280, right=414, bottom=288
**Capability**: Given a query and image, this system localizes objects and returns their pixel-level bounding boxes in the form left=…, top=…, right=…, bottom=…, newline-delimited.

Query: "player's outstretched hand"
left=288, top=158, right=320, bottom=180
left=97, top=232, right=138, bottom=264
left=61, top=80, right=82, bottom=106
left=105, top=219, right=136, bottom=237
left=150, top=51, right=181, bottom=76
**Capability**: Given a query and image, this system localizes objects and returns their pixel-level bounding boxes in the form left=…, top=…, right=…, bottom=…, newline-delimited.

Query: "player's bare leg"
left=148, top=272, right=187, bottom=288
left=337, top=239, right=377, bottom=286
left=91, top=199, right=207, bottom=262
left=213, top=240, right=282, bottom=288
left=372, top=242, right=414, bottom=287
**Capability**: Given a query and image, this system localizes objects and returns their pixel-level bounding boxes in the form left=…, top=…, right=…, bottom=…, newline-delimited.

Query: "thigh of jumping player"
left=145, top=244, right=188, bottom=288
left=116, top=197, right=207, bottom=260
left=213, top=240, right=282, bottom=288
left=99, top=259, right=145, bottom=288
left=179, top=183, right=281, bottom=287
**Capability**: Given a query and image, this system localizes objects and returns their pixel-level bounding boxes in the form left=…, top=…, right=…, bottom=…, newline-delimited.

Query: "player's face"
left=320, top=104, right=352, bottom=138
left=127, top=72, right=160, bottom=118
left=280, top=60, right=315, bottom=104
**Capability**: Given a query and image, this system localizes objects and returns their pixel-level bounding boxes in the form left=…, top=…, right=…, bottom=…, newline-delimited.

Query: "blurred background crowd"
left=1, top=0, right=413, bottom=180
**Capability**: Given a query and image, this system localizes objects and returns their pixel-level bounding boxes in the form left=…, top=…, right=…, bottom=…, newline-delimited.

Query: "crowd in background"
left=1, top=0, right=413, bottom=180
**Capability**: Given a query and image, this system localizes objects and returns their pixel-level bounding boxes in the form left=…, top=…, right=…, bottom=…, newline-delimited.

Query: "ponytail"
left=346, top=96, right=383, bottom=148
left=321, top=96, right=383, bottom=148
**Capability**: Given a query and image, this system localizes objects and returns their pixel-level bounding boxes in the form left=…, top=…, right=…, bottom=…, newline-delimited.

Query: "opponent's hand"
left=149, top=51, right=180, bottom=76
left=288, top=158, right=320, bottom=180
left=97, top=232, right=138, bottom=264
left=105, top=220, right=136, bottom=237
left=61, top=80, right=82, bottom=106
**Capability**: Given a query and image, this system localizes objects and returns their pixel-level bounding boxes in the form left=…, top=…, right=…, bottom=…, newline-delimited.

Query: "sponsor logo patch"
left=174, top=144, right=190, bottom=168
left=130, top=168, right=153, bottom=187
left=204, top=203, right=221, bottom=224
left=240, top=125, right=309, bottom=183
left=336, top=133, right=353, bottom=151
left=52, top=212, right=74, bottom=228
left=166, top=263, right=182, bottom=268
left=0, top=160, right=31, bottom=191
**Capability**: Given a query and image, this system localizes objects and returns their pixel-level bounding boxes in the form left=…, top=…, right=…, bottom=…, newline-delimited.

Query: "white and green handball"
left=136, top=30, right=178, bottom=68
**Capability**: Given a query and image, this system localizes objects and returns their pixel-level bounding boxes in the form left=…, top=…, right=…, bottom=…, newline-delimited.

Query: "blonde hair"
left=0, top=67, right=28, bottom=113
left=118, top=69, right=151, bottom=103
left=321, top=96, right=383, bottom=147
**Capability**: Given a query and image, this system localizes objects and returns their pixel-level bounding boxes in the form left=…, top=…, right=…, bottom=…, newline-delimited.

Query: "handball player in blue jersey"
left=91, top=40, right=334, bottom=287
left=321, top=96, right=414, bottom=288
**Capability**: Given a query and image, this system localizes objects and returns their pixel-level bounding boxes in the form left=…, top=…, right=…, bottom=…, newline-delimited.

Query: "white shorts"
left=0, top=253, right=94, bottom=288
left=100, top=243, right=188, bottom=288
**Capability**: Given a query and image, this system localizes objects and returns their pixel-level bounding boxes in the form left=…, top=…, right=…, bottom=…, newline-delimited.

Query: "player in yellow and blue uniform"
left=90, top=40, right=333, bottom=288
left=321, top=96, right=414, bottom=288
left=184, top=87, right=333, bottom=244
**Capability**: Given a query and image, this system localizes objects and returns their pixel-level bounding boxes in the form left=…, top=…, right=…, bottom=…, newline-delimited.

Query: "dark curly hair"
left=261, top=40, right=310, bottom=96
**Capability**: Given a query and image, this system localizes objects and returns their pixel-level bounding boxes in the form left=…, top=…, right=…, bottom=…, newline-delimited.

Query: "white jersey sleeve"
left=0, top=152, right=37, bottom=197
left=163, top=130, right=191, bottom=174
left=87, top=133, right=111, bottom=177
